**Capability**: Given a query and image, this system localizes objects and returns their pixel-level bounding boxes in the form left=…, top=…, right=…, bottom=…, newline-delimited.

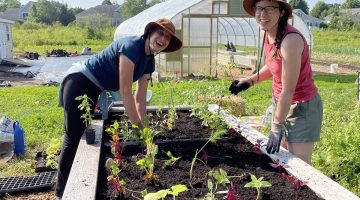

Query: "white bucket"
left=330, top=63, right=338, bottom=74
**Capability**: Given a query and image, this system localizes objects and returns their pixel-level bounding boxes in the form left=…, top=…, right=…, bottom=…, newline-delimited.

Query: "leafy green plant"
left=202, top=168, right=244, bottom=199
left=45, top=138, right=61, bottom=169
left=162, top=151, right=181, bottom=169
left=189, top=129, right=227, bottom=183
left=244, top=174, right=272, bottom=200
left=143, top=184, right=188, bottom=200
left=135, top=126, right=159, bottom=183
left=162, top=85, right=178, bottom=130
left=75, top=94, right=93, bottom=128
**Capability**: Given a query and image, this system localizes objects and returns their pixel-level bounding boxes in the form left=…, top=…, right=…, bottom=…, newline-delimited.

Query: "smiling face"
left=254, top=1, right=283, bottom=34
left=149, top=27, right=171, bottom=54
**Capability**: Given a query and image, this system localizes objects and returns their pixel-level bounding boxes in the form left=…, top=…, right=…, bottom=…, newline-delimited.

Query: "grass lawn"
left=0, top=74, right=359, bottom=195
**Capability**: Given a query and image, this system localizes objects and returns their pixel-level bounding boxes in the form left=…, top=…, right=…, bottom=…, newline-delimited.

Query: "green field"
left=311, top=30, right=360, bottom=66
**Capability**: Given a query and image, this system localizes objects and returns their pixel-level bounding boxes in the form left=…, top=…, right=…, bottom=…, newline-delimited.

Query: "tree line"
left=1, top=0, right=359, bottom=30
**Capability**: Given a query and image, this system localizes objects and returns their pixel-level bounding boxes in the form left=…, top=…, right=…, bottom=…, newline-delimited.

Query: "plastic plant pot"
left=85, top=128, right=95, bottom=144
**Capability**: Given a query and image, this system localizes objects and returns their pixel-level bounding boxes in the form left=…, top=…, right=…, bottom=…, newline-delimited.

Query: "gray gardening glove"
left=266, top=122, right=286, bottom=154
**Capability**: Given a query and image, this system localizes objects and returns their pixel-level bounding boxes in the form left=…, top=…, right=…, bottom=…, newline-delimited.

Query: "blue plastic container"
left=13, top=122, right=25, bottom=156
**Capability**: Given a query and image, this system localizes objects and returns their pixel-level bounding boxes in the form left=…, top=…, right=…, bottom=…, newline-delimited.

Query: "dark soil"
left=96, top=111, right=323, bottom=200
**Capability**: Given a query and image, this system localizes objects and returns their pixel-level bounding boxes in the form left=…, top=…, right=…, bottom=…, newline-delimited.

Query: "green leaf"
left=170, top=184, right=188, bottom=196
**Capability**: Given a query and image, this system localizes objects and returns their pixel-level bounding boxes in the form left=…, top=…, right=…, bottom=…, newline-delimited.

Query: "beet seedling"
left=135, top=126, right=159, bottom=183
left=244, top=174, right=272, bottom=200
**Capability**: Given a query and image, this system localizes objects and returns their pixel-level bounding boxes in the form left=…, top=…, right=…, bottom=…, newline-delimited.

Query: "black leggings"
left=56, top=73, right=101, bottom=197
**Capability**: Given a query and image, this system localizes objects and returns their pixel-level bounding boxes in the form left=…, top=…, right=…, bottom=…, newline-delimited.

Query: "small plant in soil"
left=143, top=184, right=188, bottom=200
left=105, top=158, right=126, bottom=195
left=75, top=94, right=95, bottom=144
left=162, top=85, right=178, bottom=130
left=281, top=173, right=309, bottom=199
left=244, top=174, right=272, bottom=200
left=75, top=94, right=94, bottom=128
left=162, top=150, right=181, bottom=169
left=189, top=128, right=227, bottom=183
left=45, top=138, right=61, bottom=169
left=105, top=121, right=122, bottom=166
left=135, top=126, right=159, bottom=184
left=203, top=168, right=245, bottom=199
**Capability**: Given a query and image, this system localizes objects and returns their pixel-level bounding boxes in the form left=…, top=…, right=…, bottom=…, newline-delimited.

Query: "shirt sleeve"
left=118, top=40, right=139, bottom=65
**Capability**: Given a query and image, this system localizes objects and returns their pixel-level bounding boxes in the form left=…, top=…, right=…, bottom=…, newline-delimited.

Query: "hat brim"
left=144, top=22, right=183, bottom=53
left=243, top=0, right=293, bottom=18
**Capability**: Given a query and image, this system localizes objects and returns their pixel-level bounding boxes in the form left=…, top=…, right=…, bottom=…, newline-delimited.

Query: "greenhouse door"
left=182, top=17, right=212, bottom=76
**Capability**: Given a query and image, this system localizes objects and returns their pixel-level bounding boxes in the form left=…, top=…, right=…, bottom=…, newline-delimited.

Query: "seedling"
left=162, top=150, right=181, bottom=169
left=45, top=138, right=61, bottom=169
left=76, top=94, right=95, bottom=144
left=105, top=121, right=122, bottom=166
left=203, top=168, right=244, bottom=199
left=75, top=94, right=94, bottom=127
left=135, top=126, right=159, bottom=183
left=105, top=158, right=126, bottom=194
left=244, top=174, right=272, bottom=200
left=143, top=184, right=188, bottom=200
left=189, top=129, right=227, bottom=184
left=281, top=173, right=309, bottom=199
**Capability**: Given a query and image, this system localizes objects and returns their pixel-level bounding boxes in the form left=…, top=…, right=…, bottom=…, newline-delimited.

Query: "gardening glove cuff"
left=266, top=122, right=286, bottom=154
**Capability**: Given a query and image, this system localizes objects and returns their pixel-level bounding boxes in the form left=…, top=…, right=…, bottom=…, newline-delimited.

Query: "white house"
left=0, top=2, right=34, bottom=22
left=293, top=9, right=323, bottom=29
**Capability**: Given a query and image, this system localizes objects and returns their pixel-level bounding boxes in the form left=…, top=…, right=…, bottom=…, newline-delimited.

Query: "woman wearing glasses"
left=229, top=0, right=322, bottom=165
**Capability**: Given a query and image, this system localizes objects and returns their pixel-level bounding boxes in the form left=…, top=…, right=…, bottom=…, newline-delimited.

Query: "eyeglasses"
left=254, top=6, right=280, bottom=15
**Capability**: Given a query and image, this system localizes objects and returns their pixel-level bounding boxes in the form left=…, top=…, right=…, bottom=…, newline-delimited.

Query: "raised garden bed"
left=62, top=105, right=360, bottom=200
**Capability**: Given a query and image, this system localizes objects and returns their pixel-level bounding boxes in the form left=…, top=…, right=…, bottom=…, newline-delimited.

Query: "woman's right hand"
left=229, top=77, right=252, bottom=95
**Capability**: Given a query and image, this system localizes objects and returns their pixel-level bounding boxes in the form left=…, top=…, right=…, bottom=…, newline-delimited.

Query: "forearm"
left=249, top=65, right=272, bottom=85
left=135, top=90, right=146, bottom=122
left=273, top=92, right=292, bottom=124
left=122, top=91, right=142, bottom=125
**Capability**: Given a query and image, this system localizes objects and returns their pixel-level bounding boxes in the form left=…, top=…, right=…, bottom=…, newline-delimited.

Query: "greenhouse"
left=115, top=0, right=313, bottom=78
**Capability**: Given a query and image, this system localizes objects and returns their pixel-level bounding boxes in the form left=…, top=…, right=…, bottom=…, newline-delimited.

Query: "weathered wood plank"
left=208, top=104, right=359, bottom=200
left=62, top=120, right=103, bottom=200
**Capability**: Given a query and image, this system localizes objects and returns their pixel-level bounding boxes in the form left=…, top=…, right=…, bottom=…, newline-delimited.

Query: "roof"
left=76, top=5, right=120, bottom=18
left=0, top=8, right=20, bottom=21
left=115, top=0, right=203, bottom=38
left=293, top=9, right=323, bottom=23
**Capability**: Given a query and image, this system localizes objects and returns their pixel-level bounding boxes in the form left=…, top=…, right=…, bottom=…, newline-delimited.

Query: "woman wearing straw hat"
left=229, top=0, right=322, bottom=165
left=56, top=18, right=182, bottom=199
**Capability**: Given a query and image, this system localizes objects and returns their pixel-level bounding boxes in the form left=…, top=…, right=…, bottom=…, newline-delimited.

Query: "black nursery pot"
left=84, top=128, right=96, bottom=144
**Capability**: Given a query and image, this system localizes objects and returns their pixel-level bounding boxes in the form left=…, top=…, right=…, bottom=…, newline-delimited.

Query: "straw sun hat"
left=144, top=18, right=183, bottom=53
left=243, top=0, right=293, bottom=17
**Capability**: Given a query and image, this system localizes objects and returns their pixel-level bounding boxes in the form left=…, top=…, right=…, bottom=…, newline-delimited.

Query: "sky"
left=19, top=0, right=346, bottom=10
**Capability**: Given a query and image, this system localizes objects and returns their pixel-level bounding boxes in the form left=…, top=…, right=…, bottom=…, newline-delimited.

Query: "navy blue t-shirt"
left=85, top=36, right=155, bottom=91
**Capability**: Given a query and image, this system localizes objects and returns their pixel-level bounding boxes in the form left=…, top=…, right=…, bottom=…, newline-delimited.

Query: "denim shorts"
left=272, top=93, right=323, bottom=143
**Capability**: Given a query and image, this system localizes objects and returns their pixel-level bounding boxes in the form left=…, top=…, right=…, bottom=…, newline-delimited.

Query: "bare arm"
left=119, top=54, right=142, bottom=125
left=273, top=33, right=304, bottom=124
left=249, top=64, right=272, bottom=85
left=135, top=74, right=150, bottom=122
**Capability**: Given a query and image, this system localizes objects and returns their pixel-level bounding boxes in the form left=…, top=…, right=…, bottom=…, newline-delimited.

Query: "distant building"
left=293, top=9, right=323, bottom=29
left=75, top=5, right=121, bottom=27
left=0, top=1, right=34, bottom=22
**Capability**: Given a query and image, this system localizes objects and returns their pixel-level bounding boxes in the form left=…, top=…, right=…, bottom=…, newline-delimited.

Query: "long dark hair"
left=272, top=2, right=291, bottom=59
